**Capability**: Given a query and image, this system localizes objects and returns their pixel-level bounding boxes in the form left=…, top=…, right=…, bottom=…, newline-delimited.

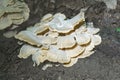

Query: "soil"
left=0, top=0, right=120, bottom=80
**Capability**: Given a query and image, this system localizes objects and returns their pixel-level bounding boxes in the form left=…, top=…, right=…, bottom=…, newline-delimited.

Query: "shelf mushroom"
left=0, top=0, right=29, bottom=30
left=15, top=10, right=102, bottom=68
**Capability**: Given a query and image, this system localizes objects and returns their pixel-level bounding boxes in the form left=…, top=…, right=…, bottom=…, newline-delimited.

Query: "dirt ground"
left=0, top=0, right=120, bottom=80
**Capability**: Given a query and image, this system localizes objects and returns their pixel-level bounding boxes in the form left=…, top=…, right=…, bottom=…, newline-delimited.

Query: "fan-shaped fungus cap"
left=0, top=16, right=12, bottom=30
left=46, top=31, right=59, bottom=38
left=48, top=10, right=85, bottom=33
left=0, top=0, right=29, bottom=30
left=48, top=16, right=73, bottom=33
left=91, top=35, right=102, bottom=46
left=54, top=13, right=66, bottom=20
left=15, top=31, right=42, bottom=46
left=15, top=30, right=57, bottom=47
left=75, top=33, right=91, bottom=45
left=47, top=46, right=70, bottom=63
left=41, top=13, right=53, bottom=22
left=39, top=36, right=57, bottom=45
left=65, top=45, right=85, bottom=58
left=57, top=35, right=76, bottom=49
left=18, top=44, right=39, bottom=59
left=85, top=42, right=95, bottom=51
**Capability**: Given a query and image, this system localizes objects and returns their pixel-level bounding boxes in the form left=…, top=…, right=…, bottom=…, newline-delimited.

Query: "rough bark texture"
left=0, top=0, right=120, bottom=80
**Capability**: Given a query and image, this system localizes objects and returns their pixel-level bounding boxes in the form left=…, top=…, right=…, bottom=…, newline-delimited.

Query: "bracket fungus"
left=15, top=10, right=102, bottom=68
left=0, top=0, right=29, bottom=30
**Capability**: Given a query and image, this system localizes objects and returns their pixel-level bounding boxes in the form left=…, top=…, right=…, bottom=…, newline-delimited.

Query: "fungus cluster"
left=15, top=10, right=101, bottom=67
left=0, top=0, right=29, bottom=30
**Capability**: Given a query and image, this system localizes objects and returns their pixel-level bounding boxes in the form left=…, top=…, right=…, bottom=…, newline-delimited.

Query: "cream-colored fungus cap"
left=18, top=44, right=39, bottom=59
left=57, top=35, right=76, bottom=49
left=0, top=0, right=29, bottom=30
